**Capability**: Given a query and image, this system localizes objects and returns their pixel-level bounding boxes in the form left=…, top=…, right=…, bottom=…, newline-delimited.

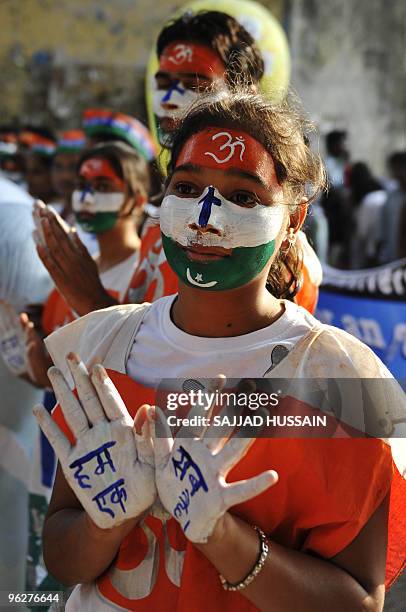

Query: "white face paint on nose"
left=152, top=80, right=199, bottom=119
left=77, top=185, right=95, bottom=206
left=161, top=186, right=287, bottom=250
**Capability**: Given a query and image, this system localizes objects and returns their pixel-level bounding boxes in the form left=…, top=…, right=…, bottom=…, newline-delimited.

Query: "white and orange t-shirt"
left=44, top=301, right=406, bottom=611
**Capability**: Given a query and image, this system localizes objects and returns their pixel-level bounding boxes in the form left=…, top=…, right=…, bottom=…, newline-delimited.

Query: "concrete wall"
left=288, top=0, right=406, bottom=172
left=0, top=0, right=283, bottom=127
left=0, top=0, right=404, bottom=173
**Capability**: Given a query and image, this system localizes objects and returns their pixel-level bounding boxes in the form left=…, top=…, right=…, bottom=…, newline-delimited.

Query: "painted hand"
left=32, top=200, right=115, bottom=316
left=34, top=353, right=156, bottom=529
left=150, top=405, right=278, bottom=543
left=0, top=301, right=28, bottom=375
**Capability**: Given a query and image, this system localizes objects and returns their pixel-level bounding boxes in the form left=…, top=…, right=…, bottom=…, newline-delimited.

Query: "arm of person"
left=34, top=203, right=119, bottom=315
left=43, top=464, right=139, bottom=586
left=18, top=312, right=52, bottom=388
left=195, top=492, right=389, bottom=612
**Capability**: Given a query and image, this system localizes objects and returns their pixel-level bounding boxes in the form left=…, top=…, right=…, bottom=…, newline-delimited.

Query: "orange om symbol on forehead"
left=204, top=131, right=246, bottom=164
left=168, top=44, right=193, bottom=65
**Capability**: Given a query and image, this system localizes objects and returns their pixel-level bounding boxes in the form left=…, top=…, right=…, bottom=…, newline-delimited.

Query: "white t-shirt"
left=97, top=251, right=139, bottom=303
left=127, top=296, right=316, bottom=386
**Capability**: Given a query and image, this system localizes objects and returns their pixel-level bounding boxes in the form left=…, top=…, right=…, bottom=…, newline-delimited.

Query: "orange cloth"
left=52, top=371, right=402, bottom=611
left=126, top=223, right=320, bottom=313
left=42, top=287, right=120, bottom=336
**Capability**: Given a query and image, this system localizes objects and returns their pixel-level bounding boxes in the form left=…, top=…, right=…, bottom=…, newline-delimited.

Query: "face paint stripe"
left=72, top=191, right=125, bottom=214
left=160, top=188, right=286, bottom=249
left=161, top=233, right=277, bottom=292
left=197, top=186, right=222, bottom=227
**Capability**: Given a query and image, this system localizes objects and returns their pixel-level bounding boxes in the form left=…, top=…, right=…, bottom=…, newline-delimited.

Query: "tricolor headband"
left=83, top=109, right=157, bottom=161
left=159, top=42, right=225, bottom=77
left=176, top=127, right=281, bottom=191
left=19, top=132, right=56, bottom=156
left=57, top=130, right=85, bottom=154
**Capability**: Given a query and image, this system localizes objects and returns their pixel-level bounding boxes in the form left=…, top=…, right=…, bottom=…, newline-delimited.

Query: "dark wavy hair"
left=157, top=10, right=264, bottom=87
left=167, top=90, right=326, bottom=298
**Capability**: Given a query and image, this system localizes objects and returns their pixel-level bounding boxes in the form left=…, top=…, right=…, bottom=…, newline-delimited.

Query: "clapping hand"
left=32, top=201, right=114, bottom=316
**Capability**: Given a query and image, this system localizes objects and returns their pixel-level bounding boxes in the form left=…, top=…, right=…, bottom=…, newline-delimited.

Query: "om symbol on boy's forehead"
left=205, top=131, right=246, bottom=164
left=167, top=44, right=193, bottom=65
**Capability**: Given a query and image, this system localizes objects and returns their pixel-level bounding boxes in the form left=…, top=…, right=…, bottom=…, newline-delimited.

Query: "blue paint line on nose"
left=197, top=186, right=222, bottom=227
left=161, top=80, right=185, bottom=103
left=80, top=183, right=94, bottom=203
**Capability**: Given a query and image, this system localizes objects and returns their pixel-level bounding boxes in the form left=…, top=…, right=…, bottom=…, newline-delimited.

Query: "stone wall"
left=0, top=0, right=404, bottom=172
left=289, top=0, right=406, bottom=172
left=0, top=0, right=283, bottom=128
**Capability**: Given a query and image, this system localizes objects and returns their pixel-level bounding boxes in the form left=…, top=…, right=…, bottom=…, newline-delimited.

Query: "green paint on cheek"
left=75, top=212, right=118, bottom=234
left=162, top=233, right=276, bottom=291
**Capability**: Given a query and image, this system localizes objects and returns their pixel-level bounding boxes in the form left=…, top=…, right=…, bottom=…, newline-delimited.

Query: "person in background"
left=27, top=141, right=150, bottom=388
left=82, top=108, right=160, bottom=211
left=51, top=130, right=86, bottom=221
left=322, top=130, right=351, bottom=267
left=152, top=10, right=263, bottom=147
left=379, top=151, right=406, bottom=264
left=347, top=162, right=387, bottom=269
left=19, top=128, right=58, bottom=203
left=0, top=177, right=52, bottom=598
left=0, top=127, right=26, bottom=186
left=50, top=129, right=98, bottom=257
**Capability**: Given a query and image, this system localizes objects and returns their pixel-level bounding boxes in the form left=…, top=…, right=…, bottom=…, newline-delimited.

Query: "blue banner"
left=316, top=259, right=406, bottom=379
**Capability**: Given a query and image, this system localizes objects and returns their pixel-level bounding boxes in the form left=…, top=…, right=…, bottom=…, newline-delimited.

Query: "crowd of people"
left=308, top=128, right=406, bottom=268
left=0, top=7, right=405, bottom=612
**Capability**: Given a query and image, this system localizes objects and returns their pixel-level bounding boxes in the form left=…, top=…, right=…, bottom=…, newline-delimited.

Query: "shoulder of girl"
left=44, top=302, right=151, bottom=382
left=309, top=324, right=392, bottom=378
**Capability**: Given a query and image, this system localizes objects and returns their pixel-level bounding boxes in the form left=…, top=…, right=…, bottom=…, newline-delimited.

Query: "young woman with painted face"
left=35, top=92, right=405, bottom=612
left=25, top=141, right=149, bottom=388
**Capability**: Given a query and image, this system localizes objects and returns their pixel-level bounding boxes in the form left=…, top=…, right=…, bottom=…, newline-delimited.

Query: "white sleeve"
left=44, top=304, right=148, bottom=387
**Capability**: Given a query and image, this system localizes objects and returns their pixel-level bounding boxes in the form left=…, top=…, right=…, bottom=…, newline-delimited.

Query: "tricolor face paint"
left=161, top=186, right=286, bottom=291
left=153, top=42, right=225, bottom=146
left=161, top=127, right=286, bottom=291
left=152, top=82, right=199, bottom=121
left=73, top=157, right=126, bottom=233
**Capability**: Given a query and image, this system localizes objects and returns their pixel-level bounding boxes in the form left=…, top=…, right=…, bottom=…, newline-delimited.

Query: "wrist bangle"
left=219, top=526, right=269, bottom=591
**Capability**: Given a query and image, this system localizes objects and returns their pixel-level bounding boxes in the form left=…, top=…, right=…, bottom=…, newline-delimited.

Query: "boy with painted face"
left=35, top=92, right=405, bottom=612
left=153, top=11, right=264, bottom=146
left=52, top=130, right=86, bottom=221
